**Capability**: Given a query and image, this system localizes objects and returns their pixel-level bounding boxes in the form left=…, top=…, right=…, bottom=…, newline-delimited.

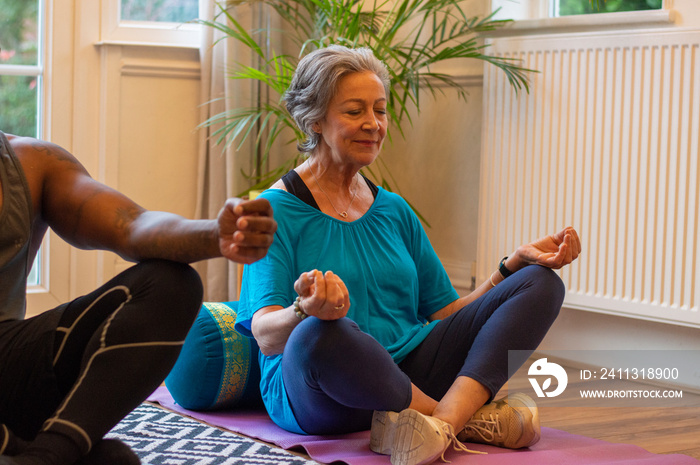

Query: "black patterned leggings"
left=0, top=259, right=202, bottom=463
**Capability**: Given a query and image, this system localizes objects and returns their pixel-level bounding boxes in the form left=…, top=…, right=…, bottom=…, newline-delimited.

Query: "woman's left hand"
left=513, top=226, right=582, bottom=270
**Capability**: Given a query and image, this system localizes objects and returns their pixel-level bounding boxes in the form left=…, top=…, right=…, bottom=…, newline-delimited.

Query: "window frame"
left=489, top=0, right=674, bottom=36
left=99, top=0, right=202, bottom=48
left=550, top=0, right=664, bottom=18
left=0, top=0, right=45, bottom=137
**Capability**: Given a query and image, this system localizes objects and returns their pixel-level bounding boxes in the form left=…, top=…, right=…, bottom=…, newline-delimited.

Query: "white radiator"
left=478, top=29, right=700, bottom=328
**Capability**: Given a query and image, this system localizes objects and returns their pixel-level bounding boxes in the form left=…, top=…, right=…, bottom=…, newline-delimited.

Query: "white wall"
left=89, top=43, right=203, bottom=285
left=380, top=0, right=489, bottom=292
left=381, top=85, right=484, bottom=292
left=673, top=0, right=700, bottom=27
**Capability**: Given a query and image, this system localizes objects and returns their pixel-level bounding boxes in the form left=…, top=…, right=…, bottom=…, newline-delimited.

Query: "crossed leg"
left=0, top=260, right=203, bottom=465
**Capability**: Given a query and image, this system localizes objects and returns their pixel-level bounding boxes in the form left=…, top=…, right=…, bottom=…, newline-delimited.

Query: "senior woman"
left=235, top=45, right=581, bottom=465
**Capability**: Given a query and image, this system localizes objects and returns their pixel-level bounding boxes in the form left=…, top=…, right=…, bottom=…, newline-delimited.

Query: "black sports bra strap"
left=281, top=170, right=320, bottom=210
left=281, top=169, right=379, bottom=211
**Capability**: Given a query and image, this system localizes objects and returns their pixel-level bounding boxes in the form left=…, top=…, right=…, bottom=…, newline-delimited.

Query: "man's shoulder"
left=8, top=134, right=59, bottom=156
left=5, top=135, right=91, bottom=212
left=6, top=134, right=54, bottom=166
left=9, top=135, right=86, bottom=175
left=6, top=133, right=38, bottom=148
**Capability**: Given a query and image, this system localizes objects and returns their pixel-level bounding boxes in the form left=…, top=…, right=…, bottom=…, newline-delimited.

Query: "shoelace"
left=463, top=413, right=502, bottom=443
left=438, top=424, right=487, bottom=463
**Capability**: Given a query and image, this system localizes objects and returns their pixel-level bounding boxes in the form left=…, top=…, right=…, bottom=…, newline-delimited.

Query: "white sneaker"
left=370, top=410, right=399, bottom=455
left=392, top=409, right=452, bottom=465
left=371, top=409, right=484, bottom=465
left=457, top=392, right=541, bottom=449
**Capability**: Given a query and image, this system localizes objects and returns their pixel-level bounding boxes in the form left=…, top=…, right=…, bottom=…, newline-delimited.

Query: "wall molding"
left=120, top=58, right=201, bottom=80
left=426, top=74, right=484, bottom=88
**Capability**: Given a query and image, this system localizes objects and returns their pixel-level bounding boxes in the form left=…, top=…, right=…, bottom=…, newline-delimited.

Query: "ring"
left=334, top=303, right=345, bottom=310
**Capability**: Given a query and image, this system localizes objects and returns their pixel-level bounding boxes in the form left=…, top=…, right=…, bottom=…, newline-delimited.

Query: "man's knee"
left=123, top=260, right=203, bottom=339
left=138, top=260, right=202, bottom=311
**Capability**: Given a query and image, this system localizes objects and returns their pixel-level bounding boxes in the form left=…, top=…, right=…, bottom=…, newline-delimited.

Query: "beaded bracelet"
left=293, top=296, right=308, bottom=320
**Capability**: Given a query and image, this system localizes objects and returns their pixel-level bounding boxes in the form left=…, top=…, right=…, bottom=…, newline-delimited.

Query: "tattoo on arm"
left=115, top=205, right=144, bottom=234
left=30, top=140, right=84, bottom=170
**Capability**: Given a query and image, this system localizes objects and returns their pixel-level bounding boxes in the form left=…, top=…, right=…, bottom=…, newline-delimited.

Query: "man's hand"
left=218, top=198, right=277, bottom=264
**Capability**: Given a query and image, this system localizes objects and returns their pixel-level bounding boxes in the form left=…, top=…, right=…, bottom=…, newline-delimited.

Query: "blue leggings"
left=282, top=265, right=565, bottom=435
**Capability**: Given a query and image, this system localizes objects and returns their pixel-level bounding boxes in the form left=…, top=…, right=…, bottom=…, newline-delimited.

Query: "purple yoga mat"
left=147, top=386, right=699, bottom=465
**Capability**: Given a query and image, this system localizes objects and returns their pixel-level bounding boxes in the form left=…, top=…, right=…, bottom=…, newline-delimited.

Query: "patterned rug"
left=107, top=403, right=318, bottom=465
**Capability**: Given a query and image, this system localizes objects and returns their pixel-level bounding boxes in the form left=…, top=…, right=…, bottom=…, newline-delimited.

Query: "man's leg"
left=5, top=260, right=202, bottom=465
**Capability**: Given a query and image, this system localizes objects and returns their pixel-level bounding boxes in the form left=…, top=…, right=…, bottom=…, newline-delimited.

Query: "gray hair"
left=284, top=45, right=391, bottom=154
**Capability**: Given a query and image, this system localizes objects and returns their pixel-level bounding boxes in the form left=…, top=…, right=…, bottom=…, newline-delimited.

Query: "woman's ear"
left=312, top=122, right=321, bottom=134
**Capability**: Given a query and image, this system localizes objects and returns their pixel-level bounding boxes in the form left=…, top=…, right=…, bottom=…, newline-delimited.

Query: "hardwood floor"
left=499, top=360, right=700, bottom=460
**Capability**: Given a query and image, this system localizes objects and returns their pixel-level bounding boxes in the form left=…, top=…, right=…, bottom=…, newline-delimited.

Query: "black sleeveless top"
left=0, top=131, right=33, bottom=321
left=280, top=169, right=378, bottom=210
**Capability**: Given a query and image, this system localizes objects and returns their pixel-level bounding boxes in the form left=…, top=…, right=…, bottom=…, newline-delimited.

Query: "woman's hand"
left=294, top=269, right=350, bottom=320
left=512, top=226, right=582, bottom=271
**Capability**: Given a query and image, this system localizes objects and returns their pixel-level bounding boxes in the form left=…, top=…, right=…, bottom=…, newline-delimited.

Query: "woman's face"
left=313, top=71, right=388, bottom=167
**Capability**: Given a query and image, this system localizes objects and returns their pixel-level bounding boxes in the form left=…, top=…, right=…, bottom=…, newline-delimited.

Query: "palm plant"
left=199, top=0, right=533, bottom=218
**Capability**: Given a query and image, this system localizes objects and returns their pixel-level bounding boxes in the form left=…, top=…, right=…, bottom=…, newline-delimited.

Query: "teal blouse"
left=235, top=187, right=458, bottom=434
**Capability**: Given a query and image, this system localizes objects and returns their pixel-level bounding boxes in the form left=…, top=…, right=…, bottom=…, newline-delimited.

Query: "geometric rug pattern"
left=107, top=403, right=319, bottom=465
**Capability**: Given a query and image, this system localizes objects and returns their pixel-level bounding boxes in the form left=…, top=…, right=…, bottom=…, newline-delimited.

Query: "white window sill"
left=94, top=40, right=199, bottom=50
left=0, top=64, right=43, bottom=76
left=486, top=9, right=676, bottom=38
left=99, top=20, right=201, bottom=49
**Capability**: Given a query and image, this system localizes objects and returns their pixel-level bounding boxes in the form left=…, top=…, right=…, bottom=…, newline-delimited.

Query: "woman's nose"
left=362, top=115, right=379, bottom=131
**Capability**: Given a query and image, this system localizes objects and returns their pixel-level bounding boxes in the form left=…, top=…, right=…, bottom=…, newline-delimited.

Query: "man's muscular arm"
left=16, top=136, right=275, bottom=264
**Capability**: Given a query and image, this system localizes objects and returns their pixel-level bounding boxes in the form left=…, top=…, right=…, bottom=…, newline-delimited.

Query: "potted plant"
left=199, top=0, right=532, bottom=222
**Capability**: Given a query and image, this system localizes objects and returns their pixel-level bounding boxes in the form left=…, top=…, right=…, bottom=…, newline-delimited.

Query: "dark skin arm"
left=8, top=134, right=276, bottom=265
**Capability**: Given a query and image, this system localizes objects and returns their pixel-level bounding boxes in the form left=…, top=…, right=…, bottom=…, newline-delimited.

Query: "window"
left=0, top=0, right=42, bottom=138
left=101, top=0, right=202, bottom=47
left=553, top=0, right=663, bottom=17
left=121, top=0, right=199, bottom=23
left=491, top=0, right=672, bottom=33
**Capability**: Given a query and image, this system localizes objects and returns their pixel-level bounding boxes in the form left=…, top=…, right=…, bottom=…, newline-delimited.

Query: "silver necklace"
left=309, top=164, right=359, bottom=218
